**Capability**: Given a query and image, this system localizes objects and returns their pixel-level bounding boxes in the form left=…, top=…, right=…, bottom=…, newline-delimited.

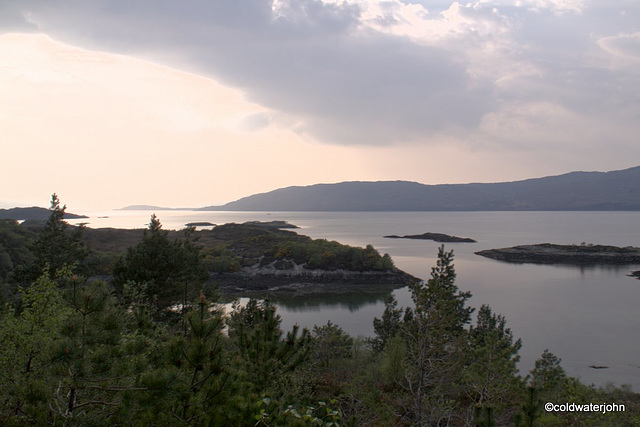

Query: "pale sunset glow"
left=0, top=34, right=369, bottom=210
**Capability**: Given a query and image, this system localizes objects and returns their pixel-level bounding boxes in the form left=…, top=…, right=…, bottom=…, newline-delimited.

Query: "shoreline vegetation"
left=1, top=197, right=639, bottom=425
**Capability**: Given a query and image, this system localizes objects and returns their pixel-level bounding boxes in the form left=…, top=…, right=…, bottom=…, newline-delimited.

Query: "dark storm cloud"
left=0, top=0, right=494, bottom=145
left=1, top=0, right=638, bottom=150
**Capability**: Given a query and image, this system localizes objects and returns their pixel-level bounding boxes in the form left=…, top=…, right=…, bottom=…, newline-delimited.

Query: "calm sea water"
left=70, top=210, right=640, bottom=390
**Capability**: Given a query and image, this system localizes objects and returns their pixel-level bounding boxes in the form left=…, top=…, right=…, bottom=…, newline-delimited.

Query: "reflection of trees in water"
left=546, top=263, right=640, bottom=276
left=268, top=290, right=393, bottom=313
left=490, top=261, right=640, bottom=277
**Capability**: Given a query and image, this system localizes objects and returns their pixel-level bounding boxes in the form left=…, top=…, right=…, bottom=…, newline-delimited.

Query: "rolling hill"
left=200, top=166, right=640, bottom=211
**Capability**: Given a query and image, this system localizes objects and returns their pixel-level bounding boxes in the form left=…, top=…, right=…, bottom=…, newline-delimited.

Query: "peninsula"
left=0, top=206, right=88, bottom=220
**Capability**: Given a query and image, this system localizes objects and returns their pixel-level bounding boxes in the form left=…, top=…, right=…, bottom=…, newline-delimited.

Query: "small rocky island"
left=242, top=220, right=299, bottom=229
left=476, top=243, right=640, bottom=264
left=629, top=270, right=640, bottom=280
left=185, top=221, right=216, bottom=227
left=384, top=232, right=476, bottom=243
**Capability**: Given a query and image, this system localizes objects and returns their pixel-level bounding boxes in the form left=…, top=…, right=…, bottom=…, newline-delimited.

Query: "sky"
left=1, top=0, right=639, bottom=211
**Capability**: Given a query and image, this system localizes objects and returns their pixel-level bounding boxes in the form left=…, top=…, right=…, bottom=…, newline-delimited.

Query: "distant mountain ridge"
left=200, top=166, right=640, bottom=211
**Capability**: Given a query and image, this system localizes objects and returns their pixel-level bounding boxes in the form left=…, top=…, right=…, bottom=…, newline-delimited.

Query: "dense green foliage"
left=3, top=194, right=92, bottom=304
left=204, top=223, right=395, bottom=272
left=22, top=194, right=91, bottom=280
left=0, top=198, right=638, bottom=425
left=112, top=215, right=210, bottom=310
left=207, top=246, right=243, bottom=273
left=0, top=219, right=36, bottom=284
left=267, top=241, right=394, bottom=271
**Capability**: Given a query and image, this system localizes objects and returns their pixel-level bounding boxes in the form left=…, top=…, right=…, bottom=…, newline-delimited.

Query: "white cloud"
left=598, top=32, right=640, bottom=61
left=515, top=0, right=584, bottom=14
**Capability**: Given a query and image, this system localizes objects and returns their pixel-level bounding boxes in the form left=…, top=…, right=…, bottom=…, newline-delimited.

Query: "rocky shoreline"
left=475, top=243, right=640, bottom=264
left=210, top=261, right=418, bottom=297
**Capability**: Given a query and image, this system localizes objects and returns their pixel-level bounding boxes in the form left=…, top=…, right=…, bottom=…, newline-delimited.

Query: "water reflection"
left=217, top=288, right=394, bottom=315
left=267, top=289, right=391, bottom=313
left=478, top=258, right=640, bottom=275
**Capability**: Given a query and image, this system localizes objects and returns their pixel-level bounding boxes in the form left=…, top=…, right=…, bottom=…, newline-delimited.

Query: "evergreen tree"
left=396, top=246, right=473, bottom=425
left=0, top=269, right=70, bottom=424
left=227, top=298, right=310, bottom=410
left=0, top=219, right=35, bottom=283
left=0, top=219, right=37, bottom=304
left=371, top=294, right=403, bottom=353
left=14, top=194, right=90, bottom=285
left=48, top=275, right=141, bottom=425
left=311, top=320, right=353, bottom=370
left=142, top=291, right=231, bottom=425
left=529, top=349, right=567, bottom=403
left=517, top=386, right=541, bottom=427
left=112, top=215, right=209, bottom=312
left=463, top=304, right=523, bottom=425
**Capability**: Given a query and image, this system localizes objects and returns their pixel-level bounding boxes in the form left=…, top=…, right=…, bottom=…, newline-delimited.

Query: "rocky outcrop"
left=210, top=260, right=418, bottom=297
left=476, top=243, right=640, bottom=264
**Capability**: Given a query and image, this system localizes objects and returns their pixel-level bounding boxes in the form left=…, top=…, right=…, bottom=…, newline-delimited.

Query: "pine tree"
left=530, top=349, right=567, bottom=403
left=227, top=298, right=310, bottom=400
left=311, top=320, right=353, bottom=369
left=371, top=294, right=403, bottom=353
left=112, top=215, right=209, bottom=313
left=0, top=269, right=70, bottom=424
left=48, top=275, right=137, bottom=424
left=397, top=246, right=473, bottom=425
left=15, top=194, right=90, bottom=284
left=148, top=291, right=230, bottom=425
left=464, top=304, right=523, bottom=425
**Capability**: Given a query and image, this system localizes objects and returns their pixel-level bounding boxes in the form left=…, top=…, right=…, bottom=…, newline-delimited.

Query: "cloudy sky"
left=1, top=0, right=639, bottom=210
